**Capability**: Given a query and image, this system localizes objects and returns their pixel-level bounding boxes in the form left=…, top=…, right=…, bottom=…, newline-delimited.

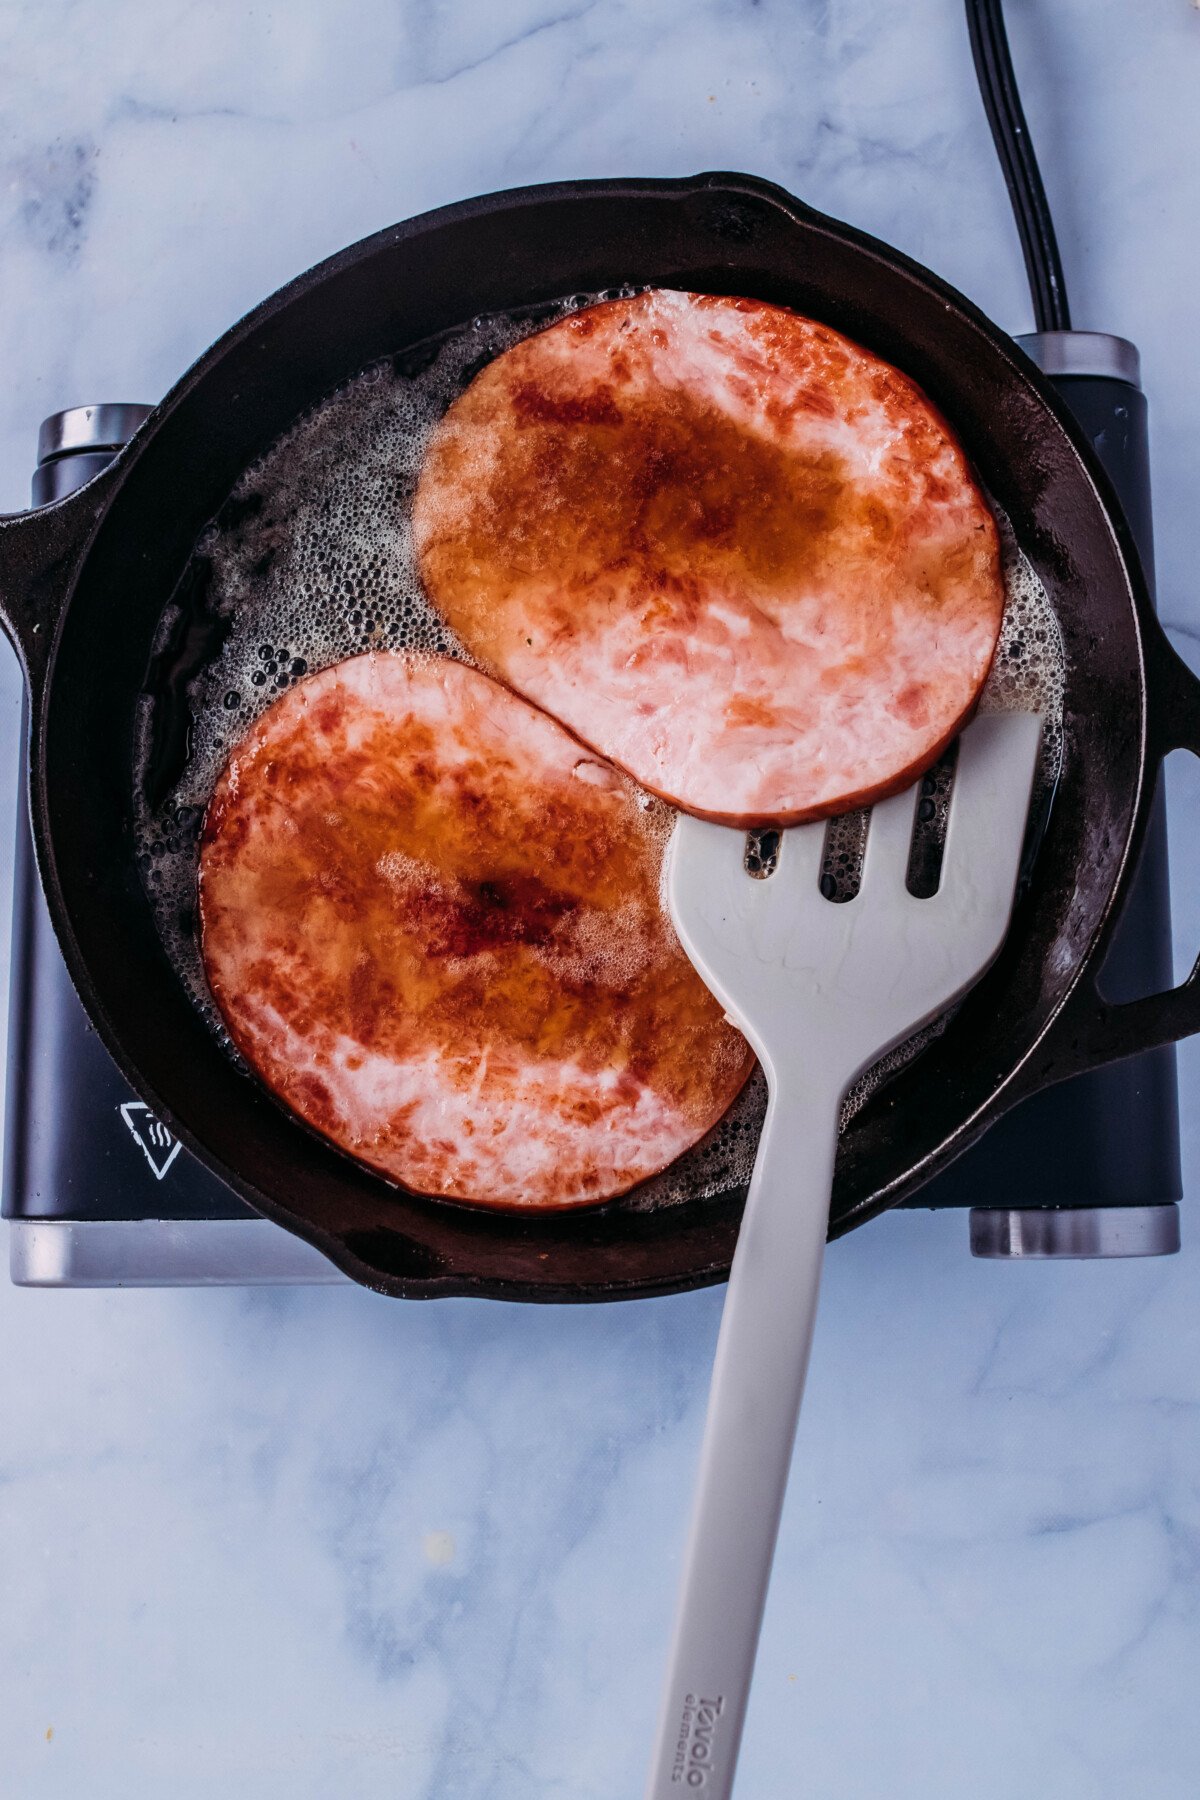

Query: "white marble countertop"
left=2, top=3, right=1200, bottom=1795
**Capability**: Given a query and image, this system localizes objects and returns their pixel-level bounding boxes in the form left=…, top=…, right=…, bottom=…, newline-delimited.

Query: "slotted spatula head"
left=666, top=711, right=1043, bottom=1089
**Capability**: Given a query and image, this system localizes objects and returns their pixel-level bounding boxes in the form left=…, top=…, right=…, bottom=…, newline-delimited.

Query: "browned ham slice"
left=198, top=652, right=752, bottom=1208
left=413, top=289, right=1005, bottom=825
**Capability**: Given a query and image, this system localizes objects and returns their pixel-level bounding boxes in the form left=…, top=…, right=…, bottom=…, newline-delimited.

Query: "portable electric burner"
left=1, top=1, right=1184, bottom=1285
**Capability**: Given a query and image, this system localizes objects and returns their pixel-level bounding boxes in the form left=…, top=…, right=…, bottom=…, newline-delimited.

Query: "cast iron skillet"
left=1, top=172, right=1198, bottom=1302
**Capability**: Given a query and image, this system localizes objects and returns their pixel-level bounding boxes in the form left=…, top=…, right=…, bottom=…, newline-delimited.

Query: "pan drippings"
left=133, top=294, right=1066, bottom=1212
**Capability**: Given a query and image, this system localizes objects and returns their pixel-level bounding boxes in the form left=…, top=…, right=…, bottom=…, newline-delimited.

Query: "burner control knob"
left=32, top=402, right=152, bottom=506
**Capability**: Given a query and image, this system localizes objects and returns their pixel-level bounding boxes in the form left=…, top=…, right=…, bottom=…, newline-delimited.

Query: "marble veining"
left=1, top=2, right=1199, bottom=1795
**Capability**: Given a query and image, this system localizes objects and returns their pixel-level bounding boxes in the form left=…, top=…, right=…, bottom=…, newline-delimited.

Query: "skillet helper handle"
left=644, top=1080, right=837, bottom=1800
left=1033, top=625, right=1200, bottom=1086
left=0, top=461, right=120, bottom=699
left=1074, top=627, right=1200, bottom=1065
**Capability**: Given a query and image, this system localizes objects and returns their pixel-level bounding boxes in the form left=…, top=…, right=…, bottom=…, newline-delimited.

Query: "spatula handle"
left=644, top=1078, right=840, bottom=1800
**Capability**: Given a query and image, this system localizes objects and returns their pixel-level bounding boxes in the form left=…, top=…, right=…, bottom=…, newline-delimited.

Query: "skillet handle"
left=0, top=460, right=121, bottom=700
left=1042, top=624, right=1200, bottom=1076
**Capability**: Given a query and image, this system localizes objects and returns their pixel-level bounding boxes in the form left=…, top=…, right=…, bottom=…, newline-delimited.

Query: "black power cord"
left=965, top=0, right=1072, bottom=332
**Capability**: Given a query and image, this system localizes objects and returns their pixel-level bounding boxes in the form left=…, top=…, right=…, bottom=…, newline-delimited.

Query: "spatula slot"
left=905, top=738, right=959, bottom=898
left=744, top=828, right=781, bottom=879
left=819, top=808, right=869, bottom=902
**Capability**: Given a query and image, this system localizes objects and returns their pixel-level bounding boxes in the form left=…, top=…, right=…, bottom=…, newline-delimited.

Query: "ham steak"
left=413, top=289, right=1005, bottom=826
left=198, top=652, right=752, bottom=1208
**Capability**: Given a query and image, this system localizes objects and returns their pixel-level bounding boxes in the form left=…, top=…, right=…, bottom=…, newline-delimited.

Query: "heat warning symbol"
left=118, top=1101, right=182, bottom=1181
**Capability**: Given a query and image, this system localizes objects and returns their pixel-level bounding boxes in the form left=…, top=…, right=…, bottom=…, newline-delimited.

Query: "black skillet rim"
left=20, top=171, right=1161, bottom=1300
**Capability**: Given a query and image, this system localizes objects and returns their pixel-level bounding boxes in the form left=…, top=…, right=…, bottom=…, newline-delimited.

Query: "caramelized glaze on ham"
left=198, top=653, right=752, bottom=1208
left=413, top=289, right=1005, bottom=825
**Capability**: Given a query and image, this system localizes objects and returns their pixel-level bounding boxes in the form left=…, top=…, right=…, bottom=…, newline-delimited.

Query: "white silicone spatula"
left=645, top=710, right=1042, bottom=1800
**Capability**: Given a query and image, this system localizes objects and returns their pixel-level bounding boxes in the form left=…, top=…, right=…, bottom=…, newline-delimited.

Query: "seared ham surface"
left=199, top=652, right=752, bottom=1208
left=414, top=289, right=1004, bottom=825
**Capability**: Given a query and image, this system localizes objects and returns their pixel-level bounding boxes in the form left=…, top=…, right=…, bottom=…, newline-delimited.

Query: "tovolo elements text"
left=672, top=1693, right=726, bottom=1786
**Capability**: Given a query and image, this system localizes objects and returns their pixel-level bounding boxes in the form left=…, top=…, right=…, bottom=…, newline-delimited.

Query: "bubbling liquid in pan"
left=133, top=291, right=1066, bottom=1211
